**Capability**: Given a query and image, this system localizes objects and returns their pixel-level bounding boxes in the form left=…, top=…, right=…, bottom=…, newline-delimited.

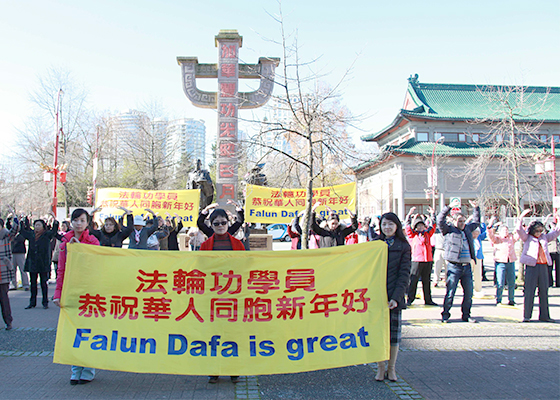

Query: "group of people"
left=0, top=199, right=558, bottom=386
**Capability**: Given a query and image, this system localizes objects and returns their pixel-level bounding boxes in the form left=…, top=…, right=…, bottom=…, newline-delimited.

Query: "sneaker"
left=208, top=376, right=218, bottom=384
left=522, top=318, right=530, bottom=323
left=462, top=317, right=477, bottom=323
left=508, top=301, right=515, bottom=306
left=441, top=318, right=449, bottom=324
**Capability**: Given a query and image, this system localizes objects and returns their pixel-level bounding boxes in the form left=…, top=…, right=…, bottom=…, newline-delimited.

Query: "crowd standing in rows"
left=0, top=199, right=558, bottom=386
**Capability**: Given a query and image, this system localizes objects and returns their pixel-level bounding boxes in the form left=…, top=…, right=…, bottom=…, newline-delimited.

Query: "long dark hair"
left=378, top=212, right=407, bottom=242
left=527, top=221, right=545, bottom=237
left=102, top=217, right=120, bottom=234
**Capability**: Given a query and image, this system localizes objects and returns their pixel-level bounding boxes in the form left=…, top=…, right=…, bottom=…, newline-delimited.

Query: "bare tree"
left=463, top=85, right=553, bottom=215
left=241, top=7, right=369, bottom=248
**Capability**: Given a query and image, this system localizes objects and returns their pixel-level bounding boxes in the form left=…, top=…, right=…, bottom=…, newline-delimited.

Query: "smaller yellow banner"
left=95, top=188, right=200, bottom=226
left=244, top=183, right=356, bottom=223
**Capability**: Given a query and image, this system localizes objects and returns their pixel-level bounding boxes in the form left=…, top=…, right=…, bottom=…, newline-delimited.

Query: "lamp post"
left=52, top=89, right=64, bottom=216
left=430, top=137, right=445, bottom=211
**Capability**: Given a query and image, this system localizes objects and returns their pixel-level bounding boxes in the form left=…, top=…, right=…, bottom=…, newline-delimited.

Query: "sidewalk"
left=0, top=281, right=558, bottom=399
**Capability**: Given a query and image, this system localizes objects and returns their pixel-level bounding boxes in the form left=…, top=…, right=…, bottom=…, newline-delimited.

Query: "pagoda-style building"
left=353, top=74, right=560, bottom=219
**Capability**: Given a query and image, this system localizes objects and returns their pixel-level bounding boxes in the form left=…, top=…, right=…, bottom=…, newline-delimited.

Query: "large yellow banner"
left=54, top=241, right=389, bottom=375
left=245, top=182, right=356, bottom=224
left=95, top=188, right=200, bottom=226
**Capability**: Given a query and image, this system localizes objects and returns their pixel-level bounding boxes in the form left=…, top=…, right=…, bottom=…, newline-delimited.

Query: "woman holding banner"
left=374, top=212, right=411, bottom=382
left=200, top=207, right=244, bottom=383
left=53, top=208, right=100, bottom=385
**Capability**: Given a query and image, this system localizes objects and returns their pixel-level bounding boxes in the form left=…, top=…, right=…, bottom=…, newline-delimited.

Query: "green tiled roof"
left=352, top=139, right=557, bottom=172
left=361, top=75, right=560, bottom=142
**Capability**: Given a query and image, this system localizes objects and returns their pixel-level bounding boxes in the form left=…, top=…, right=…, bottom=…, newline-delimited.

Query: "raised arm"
left=516, top=209, right=531, bottom=242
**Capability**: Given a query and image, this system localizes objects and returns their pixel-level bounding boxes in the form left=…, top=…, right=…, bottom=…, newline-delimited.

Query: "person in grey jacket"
left=127, top=209, right=158, bottom=250
left=437, top=200, right=480, bottom=323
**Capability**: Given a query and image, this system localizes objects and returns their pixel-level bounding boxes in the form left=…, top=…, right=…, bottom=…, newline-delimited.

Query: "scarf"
left=385, top=236, right=395, bottom=248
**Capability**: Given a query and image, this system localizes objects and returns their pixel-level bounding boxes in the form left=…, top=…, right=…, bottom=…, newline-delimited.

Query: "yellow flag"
left=54, top=241, right=389, bottom=375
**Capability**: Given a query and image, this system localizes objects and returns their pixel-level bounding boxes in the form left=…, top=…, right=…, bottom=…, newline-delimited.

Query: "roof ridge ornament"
left=408, top=73, right=420, bottom=87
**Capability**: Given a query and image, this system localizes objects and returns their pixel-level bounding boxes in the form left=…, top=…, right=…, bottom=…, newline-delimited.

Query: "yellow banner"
left=95, top=188, right=200, bottom=226
left=245, top=182, right=356, bottom=223
left=54, top=241, right=389, bottom=376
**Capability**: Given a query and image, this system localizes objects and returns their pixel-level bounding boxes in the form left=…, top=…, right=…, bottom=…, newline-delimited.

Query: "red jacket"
left=200, top=233, right=245, bottom=251
left=405, top=224, right=435, bottom=262
left=54, top=230, right=100, bottom=300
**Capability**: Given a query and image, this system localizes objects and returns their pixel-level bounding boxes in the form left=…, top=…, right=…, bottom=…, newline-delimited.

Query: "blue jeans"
left=495, top=262, right=516, bottom=303
left=442, top=262, right=473, bottom=320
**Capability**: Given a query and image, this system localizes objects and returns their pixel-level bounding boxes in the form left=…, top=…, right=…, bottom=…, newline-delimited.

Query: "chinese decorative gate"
left=177, top=30, right=279, bottom=204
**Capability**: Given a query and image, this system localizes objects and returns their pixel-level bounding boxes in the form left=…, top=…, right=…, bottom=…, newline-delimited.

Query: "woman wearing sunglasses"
left=200, top=208, right=244, bottom=383
left=517, top=209, right=560, bottom=323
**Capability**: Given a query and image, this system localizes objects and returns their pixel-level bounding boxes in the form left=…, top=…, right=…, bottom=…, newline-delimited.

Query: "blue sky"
left=1, top=0, right=558, bottom=158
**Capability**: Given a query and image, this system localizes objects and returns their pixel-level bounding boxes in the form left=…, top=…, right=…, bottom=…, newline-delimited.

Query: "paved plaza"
left=0, top=266, right=558, bottom=400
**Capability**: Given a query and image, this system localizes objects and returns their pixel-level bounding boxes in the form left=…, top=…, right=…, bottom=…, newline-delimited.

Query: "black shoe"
left=78, top=379, right=92, bottom=384
left=24, top=305, right=35, bottom=309
left=70, top=380, right=79, bottom=385
left=5, top=324, right=12, bottom=331
left=441, top=318, right=449, bottom=324
left=539, top=318, right=555, bottom=323
left=230, top=376, right=240, bottom=383
left=508, top=301, right=515, bottom=306
left=425, top=301, right=438, bottom=306
left=208, top=376, right=218, bottom=384
left=43, top=305, right=48, bottom=309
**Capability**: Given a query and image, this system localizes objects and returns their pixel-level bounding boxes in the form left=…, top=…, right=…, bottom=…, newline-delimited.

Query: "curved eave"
left=361, top=115, right=410, bottom=142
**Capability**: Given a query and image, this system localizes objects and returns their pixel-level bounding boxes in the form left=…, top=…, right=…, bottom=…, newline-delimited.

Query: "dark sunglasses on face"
left=212, top=221, right=228, bottom=227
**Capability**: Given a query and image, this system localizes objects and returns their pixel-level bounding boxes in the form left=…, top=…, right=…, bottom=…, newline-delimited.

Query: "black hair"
left=61, top=221, right=72, bottom=231
left=102, top=217, right=121, bottom=233
left=0, top=218, right=4, bottom=228
left=378, top=212, right=407, bottom=242
left=327, top=213, right=340, bottom=221
left=33, top=219, right=47, bottom=230
left=71, top=208, right=91, bottom=222
left=209, top=208, right=228, bottom=223
left=527, top=221, right=545, bottom=237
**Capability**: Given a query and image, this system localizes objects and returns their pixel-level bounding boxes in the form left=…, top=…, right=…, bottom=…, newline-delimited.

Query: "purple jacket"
left=517, top=219, right=560, bottom=266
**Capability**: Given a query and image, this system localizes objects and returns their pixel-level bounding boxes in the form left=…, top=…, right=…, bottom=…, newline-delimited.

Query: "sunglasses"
left=212, top=221, right=228, bottom=227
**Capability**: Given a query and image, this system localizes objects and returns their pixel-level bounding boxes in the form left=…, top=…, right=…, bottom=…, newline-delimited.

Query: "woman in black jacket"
left=90, top=207, right=133, bottom=248
left=374, top=212, right=411, bottom=382
left=20, top=215, right=59, bottom=309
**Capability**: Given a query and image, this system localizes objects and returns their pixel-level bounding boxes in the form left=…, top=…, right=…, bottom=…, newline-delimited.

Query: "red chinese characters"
left=219, top=122, right=236, bottom=138
left=78, top=293, right=107, bottom=318
left=276, top=295, right=305, bottom=320
left=219, top=164, right=235, bottom=179
left=142, top=297, right=172, bottom=321
left=247, top=270, right=280, bottom=294
left=284, top=269, right=316, bottom=293
left=220, top=83, right=236, bottom=98
left=173, top=269, right=206, bottom=294
left=219, top=142, right=236, bottom=158
left=136, top=270, right=168, bottom=294
left=221, top=63, right=236, bottom=77
left=211, top=271, right=242, bottom=295
left=243, top=298, right=272, bottom=322
left=221, top=44, right=237, bottom=58
left=175, top=298, right=204, bottom=323
left=219, top=184, right=235, bottom=200
left=211, top=298, right=238, bottom=322
left=109, top=296, right=139, bottom=320
left=309, top=293, right=339, bottom=317
left=220, top=102, right=236, bottom=117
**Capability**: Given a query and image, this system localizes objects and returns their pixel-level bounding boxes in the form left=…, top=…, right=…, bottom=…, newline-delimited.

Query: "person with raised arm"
left=516, top=209, right=560, bottom=322
left=20, top=211, right=59, bottom=310
left=197, top=200, right=244, bottom=238
left=310, top=203, right=358, bottom=247
left=487, top=216, right=519, bottom=306
left=404, top=206, right=437, bottom=306
left=127, top=208, right=158, bottom=250
left=90, top=206, right=134, bottom=248
left=437, top=200, right=480, bottom=323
